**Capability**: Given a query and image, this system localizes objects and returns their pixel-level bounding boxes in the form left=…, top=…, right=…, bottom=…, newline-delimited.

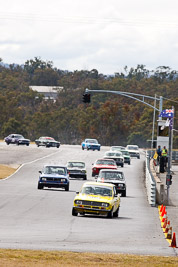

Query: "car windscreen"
left=81, top=185, right=112, bottom=196
left=99, top=171, right=124, bottom=180
left=68, top=162, right=85, bottom=168
left=43, top=166, right=66, bottom=175
left=115, top=153, right=122, bottom=156
left=86, top=139, right=98, bottom=143
left=121, top=151, right=130, bottom=155
left=96, top=160, right=116, bottom=165
left=105, top=152, right=115, bottom=156
left=111, top=147, right=121, bottom=151
left=127, top=146, right=138, bottom=150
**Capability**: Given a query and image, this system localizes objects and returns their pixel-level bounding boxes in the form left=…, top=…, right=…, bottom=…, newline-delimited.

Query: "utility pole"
left=166, top=106, right=174, bottom=205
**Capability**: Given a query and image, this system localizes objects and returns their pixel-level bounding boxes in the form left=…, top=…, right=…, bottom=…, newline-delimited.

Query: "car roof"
left=105, top=151, right=122, bottom=154
left=82, top=181, right=114, bottom=188
left=67, top=160, right=85, bottom=163
left=43, top=165, right=66, bottom=168
left=40, top=136, right=54, bottom=139
left=96, top=158, right=115, bottom=161
left=99, top=169, right=123, bottom=173
left=126, top=145, right=138, bottom=147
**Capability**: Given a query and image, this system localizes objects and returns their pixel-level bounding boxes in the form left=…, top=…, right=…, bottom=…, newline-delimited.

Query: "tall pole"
left=166, top=107, right=174, bottom=205
left=151, top=94, right=157, bottom=156
left=166, top=124, right=172, bottom=205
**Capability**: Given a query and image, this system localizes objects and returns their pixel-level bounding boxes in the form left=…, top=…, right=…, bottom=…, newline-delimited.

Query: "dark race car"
left=96, top=169, right=127, bottom=197
left=35, top=136, right=60, bottom=148
left=4, top=134, right=30, bottom=146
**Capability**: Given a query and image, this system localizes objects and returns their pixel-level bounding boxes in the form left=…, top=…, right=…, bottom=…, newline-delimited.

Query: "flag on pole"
left=159, top=109, right=174, bottom=118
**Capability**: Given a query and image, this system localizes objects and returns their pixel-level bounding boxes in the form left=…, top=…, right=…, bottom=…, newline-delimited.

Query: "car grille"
left=89, top=145, right=99, bottom=149
left=77, top=200, right=103, bottom=207
left=69, top=170, right=83, bottom=174
left=44, top=177, right=65, bottom=182
left=115, top=158, right=123, bottom=162
left=130, top=152, right=138, bottom=155
left=112, top=183, right=125, bottom=188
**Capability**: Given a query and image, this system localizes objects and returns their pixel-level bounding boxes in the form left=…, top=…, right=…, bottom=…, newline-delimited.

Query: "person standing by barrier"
left=161, top=146, right=168, bottom=171
left=156, top=145, right=162, bottom=164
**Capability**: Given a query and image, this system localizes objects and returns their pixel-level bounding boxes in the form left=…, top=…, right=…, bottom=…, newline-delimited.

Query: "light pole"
left=85, top=88, right=163, bottom=149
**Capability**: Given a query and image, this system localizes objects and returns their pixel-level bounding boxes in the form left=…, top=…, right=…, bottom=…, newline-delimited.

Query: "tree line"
left=0, top=57, right=177, bottom=148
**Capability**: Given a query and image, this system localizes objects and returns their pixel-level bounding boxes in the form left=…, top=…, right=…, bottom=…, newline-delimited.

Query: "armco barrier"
left=145, top=152, right=156, bottom=206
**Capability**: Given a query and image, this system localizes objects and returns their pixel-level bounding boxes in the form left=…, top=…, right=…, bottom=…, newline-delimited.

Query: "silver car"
left=104, top=151, right=124, bottom=167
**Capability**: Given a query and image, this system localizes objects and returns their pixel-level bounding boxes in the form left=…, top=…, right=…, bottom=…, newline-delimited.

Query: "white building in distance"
left=30, top=86, right=63, bottom=101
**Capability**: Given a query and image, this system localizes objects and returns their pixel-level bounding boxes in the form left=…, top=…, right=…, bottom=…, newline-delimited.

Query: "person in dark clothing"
left=156, top=145, right=162, bottom=163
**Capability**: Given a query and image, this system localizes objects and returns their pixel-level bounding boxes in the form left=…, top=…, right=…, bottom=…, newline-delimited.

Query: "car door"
left=113, top=186, right=119, bottom=212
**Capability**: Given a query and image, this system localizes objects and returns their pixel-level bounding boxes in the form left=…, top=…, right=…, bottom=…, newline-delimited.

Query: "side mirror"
left=76, top=191, right=79, bottom=194
left=39, top=171, right=42, bottom=174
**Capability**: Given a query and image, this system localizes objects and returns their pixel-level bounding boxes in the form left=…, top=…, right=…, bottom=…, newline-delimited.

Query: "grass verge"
left=0, top=164, right=17, bottom=179
left=0, top=249, right=178, bottom=267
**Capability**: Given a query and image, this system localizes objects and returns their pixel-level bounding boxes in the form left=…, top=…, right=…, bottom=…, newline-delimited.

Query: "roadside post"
left=159, top=108, right=174, bottom=205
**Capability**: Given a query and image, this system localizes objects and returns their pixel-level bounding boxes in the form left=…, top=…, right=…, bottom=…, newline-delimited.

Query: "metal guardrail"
left=145, top=151, right=156, bottom=207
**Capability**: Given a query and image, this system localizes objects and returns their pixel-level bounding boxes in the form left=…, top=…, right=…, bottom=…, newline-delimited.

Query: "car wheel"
left=72, top=207, right=78, bottom=216
left=65, top=185, right=69, bottom=191
left=26, top=144, right=29, bottom=146
left=83, top=176, right=87, bottom=180
left=128, top=162, right=131, bottom=165
left=82, top=147, right=84, bottom=150
left=113, top=207, right=119, bottom=217
left=87, top=147, right=89, bottom=150
left=98, top=148, right=100, bottom=151
left=138, top=156, right=140, bottom=159
left=122, top=191, right=126, bottom=197
left=121, top=164, right=124, bottom=167
left=38, top=184, right=43, bottom=190
left=107, top=208, right=113, bottom=218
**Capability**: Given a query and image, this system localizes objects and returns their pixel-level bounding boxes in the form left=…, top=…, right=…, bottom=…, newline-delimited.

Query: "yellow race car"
left=72, top=182, right=120, bottom=218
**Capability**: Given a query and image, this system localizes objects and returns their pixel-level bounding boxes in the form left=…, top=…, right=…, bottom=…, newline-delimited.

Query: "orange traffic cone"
left=164, top=221, right=170, bottom=233
left=167, top=227, right=172, bottom=240
left=162, top=212, right=167, bottom=223
left=162, top=218, right=167, bottom=229
left=170, top=232, right=178, bottom=248
left=161, top=206, right=166, bottom=217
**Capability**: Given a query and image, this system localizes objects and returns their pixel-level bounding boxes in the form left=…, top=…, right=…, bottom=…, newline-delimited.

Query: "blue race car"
left=81, top=138, right=101, bottom=151
left=38, top=165, right=70, bottom=191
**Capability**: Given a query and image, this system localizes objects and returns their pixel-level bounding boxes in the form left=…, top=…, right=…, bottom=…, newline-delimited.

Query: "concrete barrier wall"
left=149, top=158, right=167, bottom=205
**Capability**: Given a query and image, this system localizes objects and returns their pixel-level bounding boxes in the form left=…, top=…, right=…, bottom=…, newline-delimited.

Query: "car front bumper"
left=38, top=181, right=69, bottom=188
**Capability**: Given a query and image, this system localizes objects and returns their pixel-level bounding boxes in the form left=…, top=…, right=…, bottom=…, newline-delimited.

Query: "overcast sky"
left=1, top=0, right=178, bottom=75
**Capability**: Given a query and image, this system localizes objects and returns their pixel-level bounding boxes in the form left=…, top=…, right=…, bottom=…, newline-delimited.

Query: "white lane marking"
left=0, top=150, right=61, bottom=181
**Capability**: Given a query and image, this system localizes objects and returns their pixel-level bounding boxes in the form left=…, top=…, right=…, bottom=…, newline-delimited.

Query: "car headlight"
left=41, top=177, right=47, bottom=181
left=101, top=203, right=109, bottom=207
left=118, top=183, right=124, bottom=187
left=61, top=179, right=66, bottom=182
left=75, top=200, right=82, bottom=205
